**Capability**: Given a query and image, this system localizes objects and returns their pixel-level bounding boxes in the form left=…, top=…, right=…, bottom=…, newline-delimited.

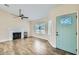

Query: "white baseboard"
left=48, top=40, right=56, bottom=48
left=0, top=39, right=12, bottom=42
left=31, top=35, right=48, bottom=40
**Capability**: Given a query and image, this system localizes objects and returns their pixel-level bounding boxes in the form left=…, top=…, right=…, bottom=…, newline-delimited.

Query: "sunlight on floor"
left=34, top=39, right=47, bottom=54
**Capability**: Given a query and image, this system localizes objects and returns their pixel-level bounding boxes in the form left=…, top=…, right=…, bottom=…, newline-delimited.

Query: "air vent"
left=4, top=4, right=9, bottom=7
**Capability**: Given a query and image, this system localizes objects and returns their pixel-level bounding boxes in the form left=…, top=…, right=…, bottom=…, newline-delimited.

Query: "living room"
left=0, top=4, right=79, bottom=55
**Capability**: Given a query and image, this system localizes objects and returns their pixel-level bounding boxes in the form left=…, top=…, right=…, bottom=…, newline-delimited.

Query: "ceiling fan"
left=17, top=9, right=29, bottom=20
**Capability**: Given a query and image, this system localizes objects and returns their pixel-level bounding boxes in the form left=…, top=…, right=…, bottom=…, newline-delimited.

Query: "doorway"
left=56, top=13, right=77, bottom=54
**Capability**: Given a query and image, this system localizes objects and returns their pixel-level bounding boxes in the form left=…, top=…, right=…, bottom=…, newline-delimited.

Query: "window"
left=60, top=16, right=72, bottom=25
left=34, top=23, right=46, bottom=34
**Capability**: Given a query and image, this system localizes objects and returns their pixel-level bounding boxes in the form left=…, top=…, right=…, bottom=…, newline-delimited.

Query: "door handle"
left=76, top=32, right=77, bottom=35
left=56, top=32, right=59, bottom=36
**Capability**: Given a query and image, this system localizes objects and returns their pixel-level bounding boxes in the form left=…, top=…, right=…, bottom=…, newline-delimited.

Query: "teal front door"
left=56, top=13, right=77, bottom=54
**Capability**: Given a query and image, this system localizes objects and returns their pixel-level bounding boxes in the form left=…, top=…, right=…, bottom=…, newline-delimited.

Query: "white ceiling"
left=0, top=4, right=57, bottom=21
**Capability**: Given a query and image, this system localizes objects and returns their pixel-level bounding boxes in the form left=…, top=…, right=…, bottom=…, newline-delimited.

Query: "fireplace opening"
left=13, top=32, right=21, bottom=40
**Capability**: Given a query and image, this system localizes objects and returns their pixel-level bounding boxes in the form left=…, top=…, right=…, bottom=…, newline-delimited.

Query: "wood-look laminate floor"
left=0, top=37, right=73, bottom=55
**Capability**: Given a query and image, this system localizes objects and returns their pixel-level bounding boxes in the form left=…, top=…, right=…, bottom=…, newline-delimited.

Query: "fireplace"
left=13, top=32, right=21, bottom=40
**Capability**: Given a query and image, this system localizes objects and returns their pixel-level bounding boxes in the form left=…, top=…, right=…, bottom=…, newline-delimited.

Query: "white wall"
left=0, top=8, right=30, bottom=42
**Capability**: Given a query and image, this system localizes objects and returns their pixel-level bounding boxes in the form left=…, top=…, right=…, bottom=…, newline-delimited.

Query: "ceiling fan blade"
left=22, top=17, right=29, bottom=18
left=19, top=9, right=21, bottom=16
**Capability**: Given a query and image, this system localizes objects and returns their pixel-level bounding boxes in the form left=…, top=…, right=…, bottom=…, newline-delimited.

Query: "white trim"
left=48, top=39, right=56, bottom=48
left=0, top=39, right=12, bottom=42
left=77, top=11, right=79, bottom=55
